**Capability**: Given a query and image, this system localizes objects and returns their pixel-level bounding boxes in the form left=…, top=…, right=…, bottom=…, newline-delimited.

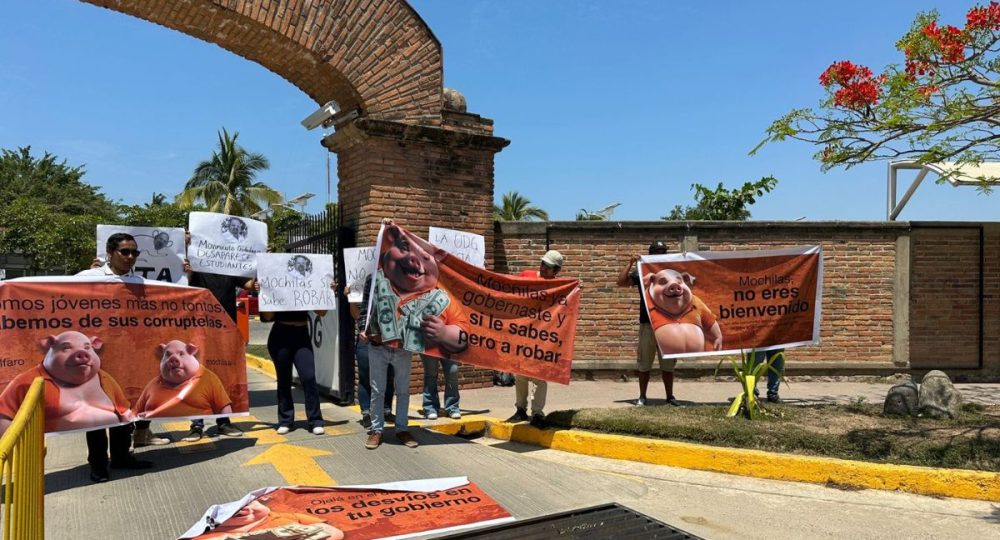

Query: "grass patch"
left=545, top=402, right=1000, bottom=472
left=246, top=344, right=269, bottom=359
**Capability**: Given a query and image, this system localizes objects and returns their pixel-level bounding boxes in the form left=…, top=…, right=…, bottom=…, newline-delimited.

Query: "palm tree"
left=493, top=191, right=549, bottom=221
left=176, top=128, right=283, bottom=216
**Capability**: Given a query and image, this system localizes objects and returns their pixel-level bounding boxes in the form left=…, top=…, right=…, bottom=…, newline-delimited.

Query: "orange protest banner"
left=638, top=246, right=823, bottom=358
left=366, top=223, right=581, bottom=384
left=0, top=278, right=249, bottom=434
left=185, top=480, right=512, bottom=540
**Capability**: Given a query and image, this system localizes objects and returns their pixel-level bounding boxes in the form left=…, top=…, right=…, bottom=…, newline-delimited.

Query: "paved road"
left=43, top=368, right=1000, bottom=539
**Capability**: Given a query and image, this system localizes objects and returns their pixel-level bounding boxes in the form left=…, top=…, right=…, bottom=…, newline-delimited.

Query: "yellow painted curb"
left=483, top=420, right=1000, bottom=503
left=245, top=353, right=276, bottom=379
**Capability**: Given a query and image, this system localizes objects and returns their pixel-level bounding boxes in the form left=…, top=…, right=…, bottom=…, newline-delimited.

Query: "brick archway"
left=83, top=0, right=444, bottom=124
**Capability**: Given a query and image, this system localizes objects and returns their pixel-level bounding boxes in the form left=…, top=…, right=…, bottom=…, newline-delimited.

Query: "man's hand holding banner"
left=638, top=246, right=823, bottom=359
left=366, top=223, right=581, bottom=384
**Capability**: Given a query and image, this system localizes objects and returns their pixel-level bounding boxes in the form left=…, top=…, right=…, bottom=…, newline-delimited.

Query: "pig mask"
left=40, top=331, right=104, bottom=387
left=156, top=340, right=201, bottom=386
left=382, top=224, right=441, bottom=295
left=646, top=269, right=696, bottom=317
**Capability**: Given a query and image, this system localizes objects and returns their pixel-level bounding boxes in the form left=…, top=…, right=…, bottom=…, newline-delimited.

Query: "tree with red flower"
left=754, top=2, right=1000, bottom=193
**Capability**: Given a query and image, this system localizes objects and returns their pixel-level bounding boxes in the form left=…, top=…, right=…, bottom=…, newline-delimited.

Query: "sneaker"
left=182, top=429, right=203, bottom=443
left=217, top=424, right=243, bottom=437
left=666, top=396, right=680, bottom=406
left=767, top=393, right=781, bottom=404
left=133, top=428, right=170, bottom=447
left=635, top=398, right=647, bottom=407
left=425, top=410, right=438, bottom=420
left=365, top=432, right=383, bottom=449
left=397, top=431, right=419, bottom=448
left=361, top=412, right=372, bottom=428
left=506, top=408, right=529, bottom=422
left=109, top=457, right=153, bottom=470
left=276, top=426, right=291, bottom=435
left=385, top=412, right=396, bottom=424
left=312, top=426, right=325, bottom=435
left=449, top=410, right=462, bottom=420
left=529, top=414, right=546, bottom=429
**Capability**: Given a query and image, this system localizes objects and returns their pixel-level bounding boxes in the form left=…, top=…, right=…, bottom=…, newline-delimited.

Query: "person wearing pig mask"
left=135, top=340, right=233, bottom=419
left=364, top=219, right=469, bottom=450
left=644, top=268, right=724, bottom=358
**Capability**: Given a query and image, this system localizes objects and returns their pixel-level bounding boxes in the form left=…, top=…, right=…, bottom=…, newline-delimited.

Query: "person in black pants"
left=260, top=309, right=325, bottom=434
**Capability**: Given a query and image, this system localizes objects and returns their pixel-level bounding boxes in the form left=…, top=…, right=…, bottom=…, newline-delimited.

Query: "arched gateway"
left=83, top=0, right=508, bottom=247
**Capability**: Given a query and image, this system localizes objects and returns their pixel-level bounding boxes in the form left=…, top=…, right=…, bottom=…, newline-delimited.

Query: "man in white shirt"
left=76, top=233, right=157, bottom=482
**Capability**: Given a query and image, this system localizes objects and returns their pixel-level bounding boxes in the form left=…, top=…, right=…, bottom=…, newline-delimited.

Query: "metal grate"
left=432, top=503, right=702, bottom=540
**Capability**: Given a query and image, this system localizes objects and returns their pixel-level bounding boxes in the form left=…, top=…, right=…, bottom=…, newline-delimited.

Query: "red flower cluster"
left=967, top=1, right=1000, bottom=30
left=922, top=21, right=967, bottom=63
left=819, top=61, right=883, bottom=109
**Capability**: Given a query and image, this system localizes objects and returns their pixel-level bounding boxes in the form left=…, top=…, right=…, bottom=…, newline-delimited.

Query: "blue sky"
left=1, top=1, right=994, bottom=221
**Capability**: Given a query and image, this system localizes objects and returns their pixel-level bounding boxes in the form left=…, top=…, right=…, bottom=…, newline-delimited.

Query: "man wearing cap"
left=617, top=240, right=680, bottom=406
left=508, top=249, right=564, bottom=427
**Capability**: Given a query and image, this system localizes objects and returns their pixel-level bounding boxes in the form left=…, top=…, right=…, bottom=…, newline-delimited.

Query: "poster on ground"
left=181, top=477, right=513, bottom=540
left=257, top=253, right=336, bottom=312
left=638, top=246, right=823, bottom=359
left=187, top=212, right=268, bottom=278
left=365, top=223, right=580, bottom=384
left=429, top=226, right=486, bottom=268
left=342, top=247, right=377, bottom=303
left=0, top=277, right=249, bottom=435
left=96, top=225, right=187, bottom=284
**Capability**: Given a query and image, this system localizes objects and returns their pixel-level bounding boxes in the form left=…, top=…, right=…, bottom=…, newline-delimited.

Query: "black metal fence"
left=283, top=209, right=338, bottom=254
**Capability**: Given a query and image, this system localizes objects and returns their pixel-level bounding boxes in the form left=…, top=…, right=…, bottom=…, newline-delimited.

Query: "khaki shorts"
left=637, top=323, right=676, bottom=372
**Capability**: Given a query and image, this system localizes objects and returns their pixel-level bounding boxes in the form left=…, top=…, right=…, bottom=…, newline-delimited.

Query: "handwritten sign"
left=429, top=226, right=485, bottom=268
left=257, top=253, right=336, bottom=312
left=96, top=225, right=186, bottom=284
left=343, top=246, right=377, bottom=303
left=187, top=212, right=267, bottom=278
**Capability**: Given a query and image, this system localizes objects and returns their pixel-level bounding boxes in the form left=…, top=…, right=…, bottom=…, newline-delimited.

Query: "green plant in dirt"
left=715, top=349, right=786, bottom=419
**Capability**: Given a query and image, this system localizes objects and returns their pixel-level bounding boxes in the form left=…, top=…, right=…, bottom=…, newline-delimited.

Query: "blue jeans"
left=356, top=341, right=394, bottom=414
left=369, top=345, right=411, bottom=434
left=421, top=355, right=460, bottom=415
left=753, top=349, right=784, bottom=396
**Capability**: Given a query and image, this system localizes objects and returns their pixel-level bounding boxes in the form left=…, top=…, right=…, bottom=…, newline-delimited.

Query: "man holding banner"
left=75, top=232, right=155, bottom=482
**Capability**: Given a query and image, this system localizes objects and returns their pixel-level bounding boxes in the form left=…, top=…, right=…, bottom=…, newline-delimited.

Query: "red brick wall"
left=495, top=222, right=905, bottom=370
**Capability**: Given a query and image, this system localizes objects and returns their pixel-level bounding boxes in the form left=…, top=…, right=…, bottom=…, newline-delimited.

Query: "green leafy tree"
left=755, top=2, right=1000, bottom=192
left=493, top=191, right=549, bottom=221
left=117, top=193, right=198, bottom=228
left=0, top=147, right=118, bottom=272
left=663, top=176, right=778, bottom=221
left=176, top=128, right=283, bottom=216
left=575, top=209, right=608, bottom=221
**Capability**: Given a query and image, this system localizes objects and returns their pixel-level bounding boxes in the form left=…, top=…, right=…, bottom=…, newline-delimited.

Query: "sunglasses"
left=116, top=249, right=141, bottom=257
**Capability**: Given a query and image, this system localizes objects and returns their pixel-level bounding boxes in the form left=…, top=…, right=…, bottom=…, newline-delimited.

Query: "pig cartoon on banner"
left=366, top=222, right=581, bottom=384
left=0, top=277, right=249, bottom=434
left=638, top=246, right=823, bottom=359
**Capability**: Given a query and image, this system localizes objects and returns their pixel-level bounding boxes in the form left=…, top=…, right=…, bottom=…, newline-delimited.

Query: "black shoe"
left=529, top=414, right=546, bottom=428
left=110, top=457, right=153, bottom=470
left=666, top=396, right=680, bottom=406
left=217, top=424, right=243, bottom=437
left=385, top=412, right=396, bottom=424
left=506, top=408, right=529, bottom=422
left=767, top=393, right=781, bottom=404
left=361, top=412, right=372, bottom=428
left=90, top=467, right=109, bottom=483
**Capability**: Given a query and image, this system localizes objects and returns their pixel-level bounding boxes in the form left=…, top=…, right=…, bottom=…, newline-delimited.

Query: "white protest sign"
left=97, top=225, right=187, bottom=284
left=307, top=310, right=341, bottom=399
left=428, top=226, right=485, bottom=268
left=257, top=253, right=336, bottom=312
left=343, top=246, right=377, bottom=303
left=187, top=212, right=267, bottom=277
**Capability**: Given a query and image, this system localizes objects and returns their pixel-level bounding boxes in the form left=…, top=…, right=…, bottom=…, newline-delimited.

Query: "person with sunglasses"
left=75, top=232, right=156, bottom=482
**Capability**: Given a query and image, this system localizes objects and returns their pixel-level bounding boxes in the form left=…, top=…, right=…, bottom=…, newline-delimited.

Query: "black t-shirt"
left=629, top=270, right=650, bottom=324
left=189, top=272, right=248, bottom=322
